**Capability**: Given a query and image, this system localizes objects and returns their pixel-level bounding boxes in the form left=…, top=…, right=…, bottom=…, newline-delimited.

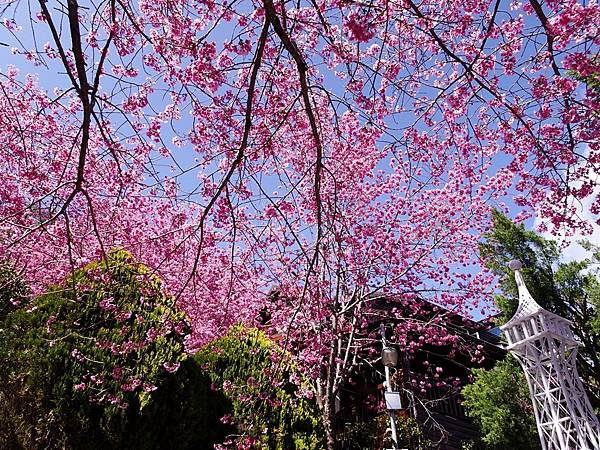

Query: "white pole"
left=385, top=365, right=399, bottom=448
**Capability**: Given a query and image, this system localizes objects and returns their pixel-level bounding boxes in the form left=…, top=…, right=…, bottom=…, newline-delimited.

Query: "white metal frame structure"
left=500, top=260, right=600, bottom=450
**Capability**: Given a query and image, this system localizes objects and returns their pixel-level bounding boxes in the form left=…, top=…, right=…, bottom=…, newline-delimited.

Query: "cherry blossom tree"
left=0, top=0, right=598, bottom=446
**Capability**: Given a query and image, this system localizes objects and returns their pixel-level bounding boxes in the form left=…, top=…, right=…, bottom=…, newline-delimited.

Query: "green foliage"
left=193, top=325, right=326, bottom=449
left=0, top=261, right=30, bottom=322
left=462, top=357, right=540, bottom=450
left=0, top=249, right=203, bottom=449
left=479, top=209, right=560, bottom=322
left=396, top=415, right=431, bottom=450
left=566, top=241, right=600, bottom=335
left=0, top=253, right=325, bottom=449
left=124, top=357, right=233, bottom=450
left=342, top=414, right=431, bottom=450
left=341, top=415, right=385, bottom=449
left=0, top=261, right=32, bottom=449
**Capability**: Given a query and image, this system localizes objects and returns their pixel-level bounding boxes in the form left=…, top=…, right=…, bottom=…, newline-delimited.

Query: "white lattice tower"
left=500, top=260, right=600, bottom=450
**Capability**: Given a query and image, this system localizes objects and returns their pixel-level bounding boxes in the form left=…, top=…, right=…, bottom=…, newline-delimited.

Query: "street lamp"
left=382, top=347, right=399, bottom=368
left=380, top=324, right=401, bottom=450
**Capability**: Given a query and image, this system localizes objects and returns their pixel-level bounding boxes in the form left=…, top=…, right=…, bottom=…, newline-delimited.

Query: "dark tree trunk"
left=322, top=397, right=337, bottom=450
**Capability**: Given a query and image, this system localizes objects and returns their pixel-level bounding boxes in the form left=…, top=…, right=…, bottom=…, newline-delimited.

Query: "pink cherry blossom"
left=0, top=0, right=598, bottom=446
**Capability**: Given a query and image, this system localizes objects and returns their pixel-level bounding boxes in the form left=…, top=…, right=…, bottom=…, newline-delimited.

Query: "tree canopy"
left=462, top=357, right=540, bottom=450
left=480, top=210, right=600, bottom=402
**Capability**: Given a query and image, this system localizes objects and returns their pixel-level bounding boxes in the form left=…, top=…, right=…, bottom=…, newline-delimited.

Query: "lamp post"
left=380, top=324, right=400, bottom=450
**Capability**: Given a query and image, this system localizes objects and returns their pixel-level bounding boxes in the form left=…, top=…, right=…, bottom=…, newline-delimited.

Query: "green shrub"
left=193, top=325, right=326, bottom=449
left=124, top=356, right=234, bottom=450
left=0, top=262, right=31, bottom=449
left=0, top=250, right=206, bottom=449
left=461, top=356, right=540, bottom=450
